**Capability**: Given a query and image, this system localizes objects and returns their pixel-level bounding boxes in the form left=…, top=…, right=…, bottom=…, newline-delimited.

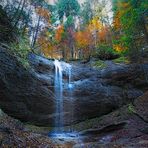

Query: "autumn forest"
left=1, top=0, right=147, bottom=62
left=0, top=0, right=148, bottom=147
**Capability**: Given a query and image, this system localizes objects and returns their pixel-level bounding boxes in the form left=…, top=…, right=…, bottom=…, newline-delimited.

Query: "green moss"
left=92, top=60, right=107, bottom=69
left=113, top=56, right=130, bottom=64
left=128, top=104, right=136, bottom=114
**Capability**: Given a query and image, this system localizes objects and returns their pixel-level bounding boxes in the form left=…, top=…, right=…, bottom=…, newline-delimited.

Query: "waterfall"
left=50, top=60, right=82, bottom=145
left=54, top=59, right=72, bottom=132
left=54, top=59, right=63, bottom=131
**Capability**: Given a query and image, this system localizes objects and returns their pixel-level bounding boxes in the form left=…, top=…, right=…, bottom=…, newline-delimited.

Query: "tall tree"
left=56, top=0, right=80, bottom=20
left=112, top=0, right=148, bottom=60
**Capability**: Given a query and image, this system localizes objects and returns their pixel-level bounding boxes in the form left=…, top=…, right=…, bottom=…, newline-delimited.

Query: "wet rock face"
left=0, top=46, right=148, bottom=126
left=0, top=48, right=55, bottom=126
left=63, top=62, right=147, bottom=125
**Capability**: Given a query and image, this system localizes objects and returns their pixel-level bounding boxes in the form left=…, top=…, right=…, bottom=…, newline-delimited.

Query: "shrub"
left=128, top=104, right=136, bottom=114
left=10, top=35, right=31, bottom=68
left=92, top=60, right=107, bottom=69
left=93, top=44, right=119, bottom=60
left=113, top=56, right=130, bottom=64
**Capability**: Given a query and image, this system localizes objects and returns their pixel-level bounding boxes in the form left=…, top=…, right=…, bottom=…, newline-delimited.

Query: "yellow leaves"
left=113, top=11, right=121, bottom=30
left=113, top=44, right=127, bottom=52
left=89, top=17, right=102, bottom=32
left=113, top=44, right=122, bottom=52
left=75, top=17, right=110, bottom=50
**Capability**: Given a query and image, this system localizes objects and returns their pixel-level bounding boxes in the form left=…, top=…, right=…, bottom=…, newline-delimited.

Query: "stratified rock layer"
left=0, top=46, right=147, bottom=126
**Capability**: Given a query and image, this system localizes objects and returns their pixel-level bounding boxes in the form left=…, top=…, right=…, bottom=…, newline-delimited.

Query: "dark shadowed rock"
left=62, top=62, right=147, bottom=125
left=134, top=91, right=148, bottom=122
left=0, top=46, right=148, bottom=126
left=0, top=48, right=55, bottom=126
left=0, top=6, right=15, bottom=43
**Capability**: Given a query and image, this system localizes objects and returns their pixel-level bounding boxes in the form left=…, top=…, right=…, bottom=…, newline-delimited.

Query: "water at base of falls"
left=48, top=132, right=79, bottom=140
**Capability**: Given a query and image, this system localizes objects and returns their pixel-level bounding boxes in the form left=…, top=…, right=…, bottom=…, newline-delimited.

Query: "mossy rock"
left=113, top=56, right=130, bottom=64
left=92, top=60, right=107, bottom=69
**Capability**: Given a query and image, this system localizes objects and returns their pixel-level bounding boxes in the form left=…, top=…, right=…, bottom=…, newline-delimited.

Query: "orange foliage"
left=98, top=26, right=109, bottom=42
left=75, top=29, right=92, bottom=49
left=37, top=29, right=55, bottom=57
left=36, top=7, right=51, bottom=24
left=55, top=25, right=64, bottom=43
left=113, top=11, right=121, bottom=30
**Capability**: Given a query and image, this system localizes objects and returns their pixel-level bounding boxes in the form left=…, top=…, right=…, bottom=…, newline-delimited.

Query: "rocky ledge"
left=0, top=91, right=148, bottom=148
left=0, top=47, right=148, bottom=126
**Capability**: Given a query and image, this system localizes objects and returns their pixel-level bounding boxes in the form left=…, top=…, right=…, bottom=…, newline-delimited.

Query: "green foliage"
left=128, top=103, right=136, bottom=114
left=113, top=56, right=130, bottom=64
left=64, top=15, right=74, bottom=28
left=56, top=0, right=80, bottom=20
left=10, top=35, right=31, bottom=68
left=80, top=0, right=93, bottom=25
left=92, top=60, right=107, bottom=69
left=113, top=0, right=148, bottom=60
left=93, top=44, right=119, bottom=60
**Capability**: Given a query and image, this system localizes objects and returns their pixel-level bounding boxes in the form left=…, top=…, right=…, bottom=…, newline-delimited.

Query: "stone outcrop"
left=134, top=91, right=148, bottom=122
left=0, top=48, right=55, bottom=126
left=64, top=62, right=147, bottom=124
left=0, top=46, right=148, bottom=126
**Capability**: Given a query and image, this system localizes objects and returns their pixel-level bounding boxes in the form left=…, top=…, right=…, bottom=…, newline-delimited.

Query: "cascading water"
left=54, top=59, right=73, bottom=132
left=50, top=59, right=83, bottom=146
left=54, top=59, right=64, bottom=131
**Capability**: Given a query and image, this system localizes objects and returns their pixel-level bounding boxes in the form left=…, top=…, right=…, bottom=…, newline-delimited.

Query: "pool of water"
left=49, top=132, right=80, bottom=140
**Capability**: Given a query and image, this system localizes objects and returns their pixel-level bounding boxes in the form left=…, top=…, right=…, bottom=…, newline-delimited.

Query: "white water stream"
left=54, top=59, right=73, bottom=132
left=49, top=60, right=83, bottom=146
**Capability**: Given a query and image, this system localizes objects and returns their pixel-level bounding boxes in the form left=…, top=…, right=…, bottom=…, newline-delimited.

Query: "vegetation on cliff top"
left=0, top=0, right=147, bottom=63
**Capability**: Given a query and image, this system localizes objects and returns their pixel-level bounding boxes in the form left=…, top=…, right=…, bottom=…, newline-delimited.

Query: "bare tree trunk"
left=22, top=6, right=31, bottom=34
left=31, top=16, right=41, bottom=48
left=13, top=0, right=26, bottom=28
left=11, top=0, right=23, bottom=22
left=142, top=16, right=148, bottom=42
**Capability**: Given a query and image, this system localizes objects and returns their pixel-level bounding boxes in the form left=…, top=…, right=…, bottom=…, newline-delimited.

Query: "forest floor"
left=0, top=91, right=148, bottom=148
